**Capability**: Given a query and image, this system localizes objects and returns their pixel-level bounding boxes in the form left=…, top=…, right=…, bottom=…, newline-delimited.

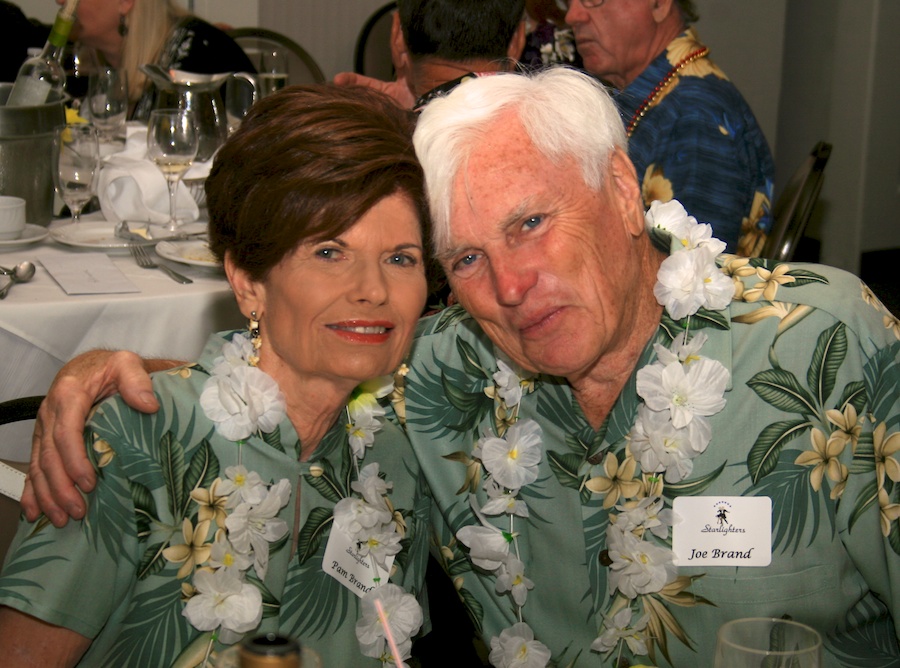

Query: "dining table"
left=0, top=212, right=243, bottom=462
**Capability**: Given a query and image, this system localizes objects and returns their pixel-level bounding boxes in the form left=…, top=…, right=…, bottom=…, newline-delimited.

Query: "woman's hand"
left=21, top=350, right=167, bottom=527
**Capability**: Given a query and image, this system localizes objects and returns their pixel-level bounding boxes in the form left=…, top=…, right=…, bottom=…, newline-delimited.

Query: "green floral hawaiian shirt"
left=402, top=256, right=900, bottom=667
left=0, top=331, right=432, bottom=667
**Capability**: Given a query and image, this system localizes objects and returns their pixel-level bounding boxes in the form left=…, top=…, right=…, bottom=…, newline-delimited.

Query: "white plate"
left=155, top=240, right=220, bottom=268
left=0, top=224, right=49, bottom=247
left=50, top=222, right=207, bottom=250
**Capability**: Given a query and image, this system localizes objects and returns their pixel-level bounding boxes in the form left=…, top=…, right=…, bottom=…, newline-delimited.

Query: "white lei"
left=457, top=200, right=735, bottom=667
left=182, top=333, right=422, bottom=667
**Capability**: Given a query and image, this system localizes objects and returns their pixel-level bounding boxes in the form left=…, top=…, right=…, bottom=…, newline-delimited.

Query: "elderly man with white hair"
left=18, top=68, right=900, bottom=667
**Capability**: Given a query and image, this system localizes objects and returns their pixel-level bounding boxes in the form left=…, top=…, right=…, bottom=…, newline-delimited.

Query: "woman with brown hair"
left=0, top=85, right=433, bottom=667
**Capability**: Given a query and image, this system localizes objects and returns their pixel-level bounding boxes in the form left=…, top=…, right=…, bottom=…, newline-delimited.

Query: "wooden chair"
left=228, top=27, right=326, bottom=85
left=757, top=141, right=833, bottom=262
left=354, top=2, right=398, bottom=80
left=0, top=396, right=41, bottom=564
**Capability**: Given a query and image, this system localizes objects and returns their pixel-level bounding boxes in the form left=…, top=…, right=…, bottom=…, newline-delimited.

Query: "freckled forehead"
left=449, top=113, right=551, bottom=239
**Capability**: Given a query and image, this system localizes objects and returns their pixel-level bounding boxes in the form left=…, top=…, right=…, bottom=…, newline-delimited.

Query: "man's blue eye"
left=460, top=254, right=477, bottom=266
left=523, top=216, right=542, bottom=230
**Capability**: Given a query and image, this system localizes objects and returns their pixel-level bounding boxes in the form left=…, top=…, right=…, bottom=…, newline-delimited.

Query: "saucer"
left=0, top=224, right=49, bottom=247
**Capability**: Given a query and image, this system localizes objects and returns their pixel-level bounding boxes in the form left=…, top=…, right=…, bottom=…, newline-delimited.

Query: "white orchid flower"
left=606, top=523, right=677, bottom=599
left=457, top=494, right=514, bottom=571
left=200, top=364, right=286, bottom=441
left=636, top=357, right=729, bottom=429
left=495, top=555, right=534, bottom=607
left=479, top=419, right=543, bottom=490
left=225, top=478, right=291, bottom=579
left=629, top=403, right=712, bottom=482
left=183, top=567, right=262, bottom=638
left=355, top=583, right=423, bottom=663
left=488, top=622, right=551, bottom=668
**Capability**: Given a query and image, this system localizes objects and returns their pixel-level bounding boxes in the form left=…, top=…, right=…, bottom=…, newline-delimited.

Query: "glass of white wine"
left=146, top=109, right=198, bottom=231
left=258, top=46, right=289, bottom=98
left=715, top=618, right=823, bottom=668
left=53, top=123, right=100, bottom=224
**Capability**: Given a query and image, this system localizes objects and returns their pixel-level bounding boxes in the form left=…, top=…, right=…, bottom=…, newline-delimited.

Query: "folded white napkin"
left=98, top=123, right=212, bottom=225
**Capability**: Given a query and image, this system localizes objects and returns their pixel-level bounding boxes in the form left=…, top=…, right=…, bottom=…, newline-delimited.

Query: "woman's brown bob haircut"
left=205, top=85, right=429, bottom=282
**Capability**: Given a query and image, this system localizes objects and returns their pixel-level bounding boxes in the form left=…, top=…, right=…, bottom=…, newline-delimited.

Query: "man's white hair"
left=413, top=67, right=627, bottom=254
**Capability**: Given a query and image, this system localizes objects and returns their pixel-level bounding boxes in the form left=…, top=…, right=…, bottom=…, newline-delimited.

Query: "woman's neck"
left=259, top=360, right=356, bottom=461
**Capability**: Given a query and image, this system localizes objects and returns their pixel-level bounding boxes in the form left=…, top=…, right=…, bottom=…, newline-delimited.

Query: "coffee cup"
left=0, top=196, right=26, bottom=240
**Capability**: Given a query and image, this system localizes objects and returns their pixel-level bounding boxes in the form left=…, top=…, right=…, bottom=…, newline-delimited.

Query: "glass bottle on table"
left=7, top=0, right=81, bottom=107
left=146, top=108, right=199, bottom=231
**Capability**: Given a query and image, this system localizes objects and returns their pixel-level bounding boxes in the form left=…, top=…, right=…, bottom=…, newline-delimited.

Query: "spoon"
left=0, top=261, right=36, bottom=299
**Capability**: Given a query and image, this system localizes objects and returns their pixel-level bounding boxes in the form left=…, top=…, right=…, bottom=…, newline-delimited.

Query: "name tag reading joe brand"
left=672, top=496, right=772, bottom=567
left=322, top=527, right=396, bottom=599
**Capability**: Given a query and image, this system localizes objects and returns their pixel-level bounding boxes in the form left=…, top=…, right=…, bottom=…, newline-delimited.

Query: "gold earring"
left=248, top=311, right=261, bottom=366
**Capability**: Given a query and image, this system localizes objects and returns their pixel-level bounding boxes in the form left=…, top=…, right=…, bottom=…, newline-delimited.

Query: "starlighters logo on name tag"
left=672, top=496, right=772, bottom=567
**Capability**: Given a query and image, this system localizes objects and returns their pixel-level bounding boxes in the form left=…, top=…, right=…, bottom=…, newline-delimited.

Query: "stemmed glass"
left=258, top=46, right=289, bottom=98
left=715, top=618, right=823, bottom=667
left=87, top=66, right=128, bottom=142
left=53, top=123, right=100, bottom=224
left=146, top=109, right=198, bottom=231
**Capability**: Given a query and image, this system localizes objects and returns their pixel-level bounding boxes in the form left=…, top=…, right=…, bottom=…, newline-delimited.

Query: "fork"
left=130, top=244, right=193, bottom=284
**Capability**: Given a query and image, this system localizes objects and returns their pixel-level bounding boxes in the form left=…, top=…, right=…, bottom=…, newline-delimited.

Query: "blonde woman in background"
left=56, top=0, right=254, bottom=118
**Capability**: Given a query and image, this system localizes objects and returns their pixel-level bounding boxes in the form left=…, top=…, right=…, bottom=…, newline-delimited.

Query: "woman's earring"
left=248, top=311, right=261, bottom=366
left=118, top=15, right=129, bottom=37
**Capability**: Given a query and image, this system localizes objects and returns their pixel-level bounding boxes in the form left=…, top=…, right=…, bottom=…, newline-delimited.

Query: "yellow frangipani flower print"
left=742, top=264, right=796, bottom=302
left=795, top=427, right=848, bottom=499
left=873, top=422, right=900, bottom=488
left=162, top=518, right=212, bottom=579
left=92, top=437, right=115, bottom=468
left=825, top=404, right=862, bottom=453
left=585, top=451, right=643, bottom=509
left=642, top=164, right=674, bottom=207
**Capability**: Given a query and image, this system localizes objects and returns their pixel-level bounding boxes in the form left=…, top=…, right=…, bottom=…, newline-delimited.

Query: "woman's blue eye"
left=389, top=253, right=418, bottom=266
left=315, top=247, right=339, bottom=259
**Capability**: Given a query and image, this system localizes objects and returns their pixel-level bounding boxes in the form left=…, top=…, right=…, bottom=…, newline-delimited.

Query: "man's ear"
left=651, top=0, right=676, bottom=24
left=508, top=20, right=527, bottom=61
left=608, top=147, right=646, bottom=237
left=225, top=251, right=265, bottom=319
left=390, top=11, right=411, bottom=80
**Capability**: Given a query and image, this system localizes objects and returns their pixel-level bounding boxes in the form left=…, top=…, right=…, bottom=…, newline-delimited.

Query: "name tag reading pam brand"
left=672, top=496, right=772, bottom=567
left=322, top=527, right=396, bottom=599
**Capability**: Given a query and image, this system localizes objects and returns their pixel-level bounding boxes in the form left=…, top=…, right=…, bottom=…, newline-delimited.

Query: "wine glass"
left=146, top=109, right=198, bottom=231
left=258, top=46, right=289, bottom=98
left=53, top=123, right=100, bottom=224
left=87, top=66, right=128, bottom=142
left=715, top=618, right=823, bottom=667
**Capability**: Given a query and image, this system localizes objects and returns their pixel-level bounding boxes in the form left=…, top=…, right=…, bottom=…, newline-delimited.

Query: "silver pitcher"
left=0, top=83, right=66, bottom=227
left=140, top=65, right=258, bottom=162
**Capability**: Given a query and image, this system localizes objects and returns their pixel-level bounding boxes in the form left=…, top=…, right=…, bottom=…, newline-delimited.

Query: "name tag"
left=322, top=526, right=396, bottom=599
left=672, top=496, right=772, bottom=567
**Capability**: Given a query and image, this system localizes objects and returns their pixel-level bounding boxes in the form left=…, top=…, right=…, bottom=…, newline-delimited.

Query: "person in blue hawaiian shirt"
left=565, top=0, right=774, bottom=254
left=20, top=68, right=900, bottom=667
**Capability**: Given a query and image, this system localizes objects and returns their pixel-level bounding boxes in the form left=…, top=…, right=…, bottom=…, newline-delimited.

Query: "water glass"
left=715, top=618, right=823, bottom=668
left=87, top=66, right=128, bottom=141
left=146, top=109, right=198, bottom=231
left=53, top=123, right=100, bottom=224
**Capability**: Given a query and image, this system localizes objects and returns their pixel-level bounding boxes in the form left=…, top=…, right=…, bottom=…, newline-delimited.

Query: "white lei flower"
left=459, top=200, right=732, bottom=666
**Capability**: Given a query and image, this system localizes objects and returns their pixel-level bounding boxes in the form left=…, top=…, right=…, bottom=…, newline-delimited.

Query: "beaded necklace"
left=625, top=47, right=709, bottom=138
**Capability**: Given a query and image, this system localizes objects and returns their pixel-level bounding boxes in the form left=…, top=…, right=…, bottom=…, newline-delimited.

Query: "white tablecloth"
left=0, top=217, right=243, bottom=460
